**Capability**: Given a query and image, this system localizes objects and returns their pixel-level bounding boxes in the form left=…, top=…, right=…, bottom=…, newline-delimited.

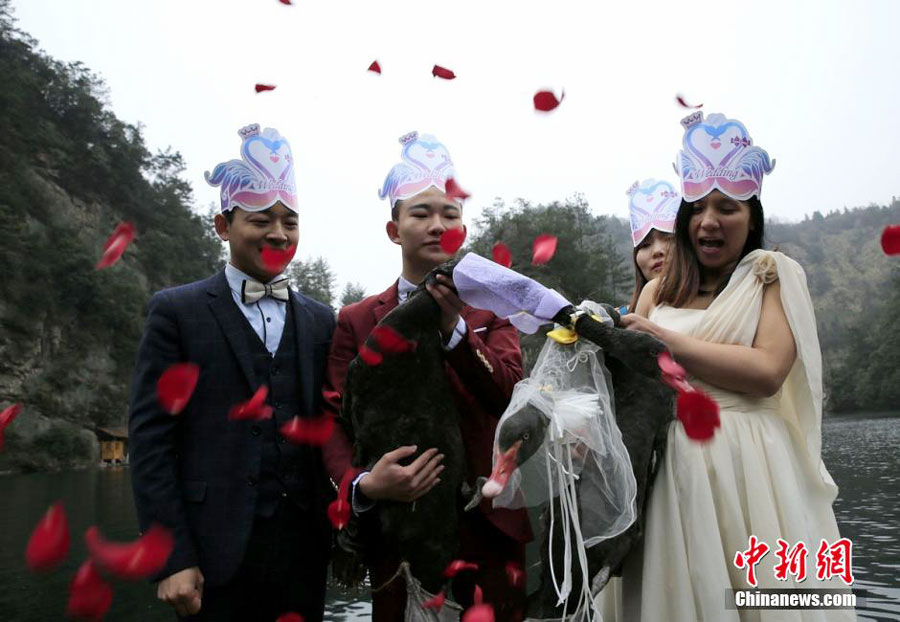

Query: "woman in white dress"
left=597, top=113, right=856, bottom=621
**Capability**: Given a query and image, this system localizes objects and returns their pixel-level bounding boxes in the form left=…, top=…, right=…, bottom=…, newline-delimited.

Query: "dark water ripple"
left=0, top=415, right=896, bottom=620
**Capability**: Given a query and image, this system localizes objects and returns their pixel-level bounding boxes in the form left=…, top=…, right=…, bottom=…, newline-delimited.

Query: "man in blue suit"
left=129, top=124, right=336, bottom=621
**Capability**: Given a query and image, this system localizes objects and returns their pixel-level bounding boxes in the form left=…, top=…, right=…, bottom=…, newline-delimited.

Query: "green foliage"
left=468, top=195, right=631, bottom=305
left=340, top=282, right=367, bottom=307
left=0, top=3, right=222, bottom=469
left=468, top=196, right=630, bottom=370
left=289, top=256, right=336, bottom=308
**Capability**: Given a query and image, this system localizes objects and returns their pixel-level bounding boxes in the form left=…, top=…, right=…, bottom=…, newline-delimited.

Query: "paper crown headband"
left=379, top=131, right=457, bottom=206
left=205, top=124, right=298, bottom=213
left=627, top=179, right=680, bottom=247
left=675, top=112, right=775, bottom=203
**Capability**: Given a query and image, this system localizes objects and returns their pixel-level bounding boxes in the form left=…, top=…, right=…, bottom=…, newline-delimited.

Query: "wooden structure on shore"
left=95, top=426, right=128, bottom=465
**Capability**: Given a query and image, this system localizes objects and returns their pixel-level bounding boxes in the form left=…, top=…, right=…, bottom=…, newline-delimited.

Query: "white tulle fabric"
left=492, top=303, right=637, bottom=620
left=595, top=250, right=855, bottom=622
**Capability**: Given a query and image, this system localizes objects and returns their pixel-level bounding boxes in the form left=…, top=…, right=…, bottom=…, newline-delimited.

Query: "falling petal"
left=67, top=559, right=113, bottom=621
left=473, top=585, right=483, bottom=604
left=533, top=90, right=563, bottom=112
left=432, top=65, right=456, bottom=80
left=278, top=0, right=292, bottom=4
left=260, top=245, right=297, bottom=273
left=881, top=225, right=900, bottom=255
left=368, top=60, right=381, bottom=74
left=676, top=390, right=721, bottom=441
left=358, top=345, right=383, bottom=366
left=0, top=402, right=22, bottom=451
left=462, top=604, right=495, bottom=622
left=370, top=325, right=417, bottom=354
left=276, top=614, right=304, bottom=622
left=280, top=415, right=335, bottom=446
left=228, top=386, right=274, bottom=421
left=255, top=84, right=277, bottom=93
left=531, top=234, right=558, bottom=265
left=327, top=498, right=351, bottom=530
left=440, top=228, right=467, bottom=255
left=156, top=363, right=200, bottom=415
left=504, top=561, right=524, bottom=588
left=443, top=559, right=479, bottom=578
left=675, top=93, right=703, bottom=109
left=491, top=243, right=512, bottom=268
left=444, top=178, right=470, bottom=201
left=423, top=591, right=446, bottom=611
left=85, top=524, right=174, bottom=580
left=96, top=222, right=135, bottom=270
left=25, top=502, right=70, bottom=572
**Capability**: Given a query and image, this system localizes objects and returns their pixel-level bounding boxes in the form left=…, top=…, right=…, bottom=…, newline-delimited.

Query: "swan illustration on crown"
left=627, top=179, right=680, bottom=246
left=205, top=124, right=298, bottom=213
left=379, top=131, right=456, bottom=205
left=677, top=113, right=775, bottom=202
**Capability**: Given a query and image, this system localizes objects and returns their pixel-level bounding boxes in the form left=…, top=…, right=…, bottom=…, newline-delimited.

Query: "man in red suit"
left=321, top=132, right=531, bottom=621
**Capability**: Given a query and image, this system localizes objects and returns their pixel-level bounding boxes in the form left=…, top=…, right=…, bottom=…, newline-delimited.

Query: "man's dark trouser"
left=183, top=501, right=330, bottom=622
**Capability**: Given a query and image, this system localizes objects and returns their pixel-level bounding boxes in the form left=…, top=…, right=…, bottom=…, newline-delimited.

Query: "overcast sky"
left=11, top=0, right=900, bottom=296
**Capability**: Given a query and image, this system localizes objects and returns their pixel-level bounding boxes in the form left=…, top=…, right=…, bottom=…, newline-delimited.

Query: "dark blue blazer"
left=128, top=270, right=336, bottom=585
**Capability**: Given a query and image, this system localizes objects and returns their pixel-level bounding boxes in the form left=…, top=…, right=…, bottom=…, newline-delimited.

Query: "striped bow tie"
left=241, top=278, right=290, bottom=304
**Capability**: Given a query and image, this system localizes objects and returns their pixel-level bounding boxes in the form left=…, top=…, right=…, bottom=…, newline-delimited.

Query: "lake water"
left=0, top=414, right=897, bottom=621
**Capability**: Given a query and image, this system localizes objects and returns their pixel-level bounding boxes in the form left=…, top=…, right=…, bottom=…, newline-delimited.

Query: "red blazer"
left=321, top=281, right=533, bottom=544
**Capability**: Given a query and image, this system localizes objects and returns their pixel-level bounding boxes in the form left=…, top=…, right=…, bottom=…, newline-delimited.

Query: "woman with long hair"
left=598, top=113, right=855, bottom=621
left=625, top=178, right=678, bottom=311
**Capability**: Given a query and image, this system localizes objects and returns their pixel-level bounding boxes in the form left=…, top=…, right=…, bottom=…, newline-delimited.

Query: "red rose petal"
left=432, top=64, right=456, bottom=80
left=255, top=83, right=277, bottom=93
left=156, top=363, right=200, bottom=415
left=85, top=524, right=174, bottom=580
left=368, top=60, right=381, bottom=74
left=675, top=93, right=703, bottom=109
left=656, top=352, right=692, bottom=392
left=504, top=561, right=524, bottom=588
left=327, top=498, right=351, bottom=530
left=531, top=234, right=558, bottom=265
left=276, top=613, right=304, bottom=622
left=280, top=415, right=335, bottom=446
left=443, top=559, right=479, bottom=578
left=278, top=0, right=293, bottom=4
left=462, top=604, right=494, bottom=622
left=25, top=502, right=70, bottom=572
left=67, top=559, right=113, bottom=621
left=358, top=344, right=383, bottom=366
left=881, top=225, right=900, bottom=255
left=473, top=584, right=483, bottom=604
left=533, top=90, right=564, bottom=112
left=492, top=243, right=512, bottom=268
left=96, top=222, right=136, bottom=270
left=370, top=325, right=417, bottom=354
left=423, top=591, right=446, bottom=611
left=440, top=228, right=467, bottom=254
left=445, top=177, right=470, bottom=201
left=676, top=390, right=721, bottom=442
left=228, top=386, right=273, bottom=421
left=0, top=402, right=22, bottom=451
left=260, top=244, right=297, bottom=273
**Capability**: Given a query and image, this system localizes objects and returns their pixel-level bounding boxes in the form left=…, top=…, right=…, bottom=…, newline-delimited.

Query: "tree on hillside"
left=340, top=282, right=367, bottom=307
left=467, top=195, right=630, bottom=371
left=468, top=195, right=630, bottom=306
left=289, top=257, right=336, bottom=307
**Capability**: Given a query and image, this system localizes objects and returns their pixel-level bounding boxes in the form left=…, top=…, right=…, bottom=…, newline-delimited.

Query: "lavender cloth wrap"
left=452, top=254, right=571, bottom=334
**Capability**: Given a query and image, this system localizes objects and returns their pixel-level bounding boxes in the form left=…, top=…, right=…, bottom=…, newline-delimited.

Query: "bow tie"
left=241, top=278, right=290, bottom=304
